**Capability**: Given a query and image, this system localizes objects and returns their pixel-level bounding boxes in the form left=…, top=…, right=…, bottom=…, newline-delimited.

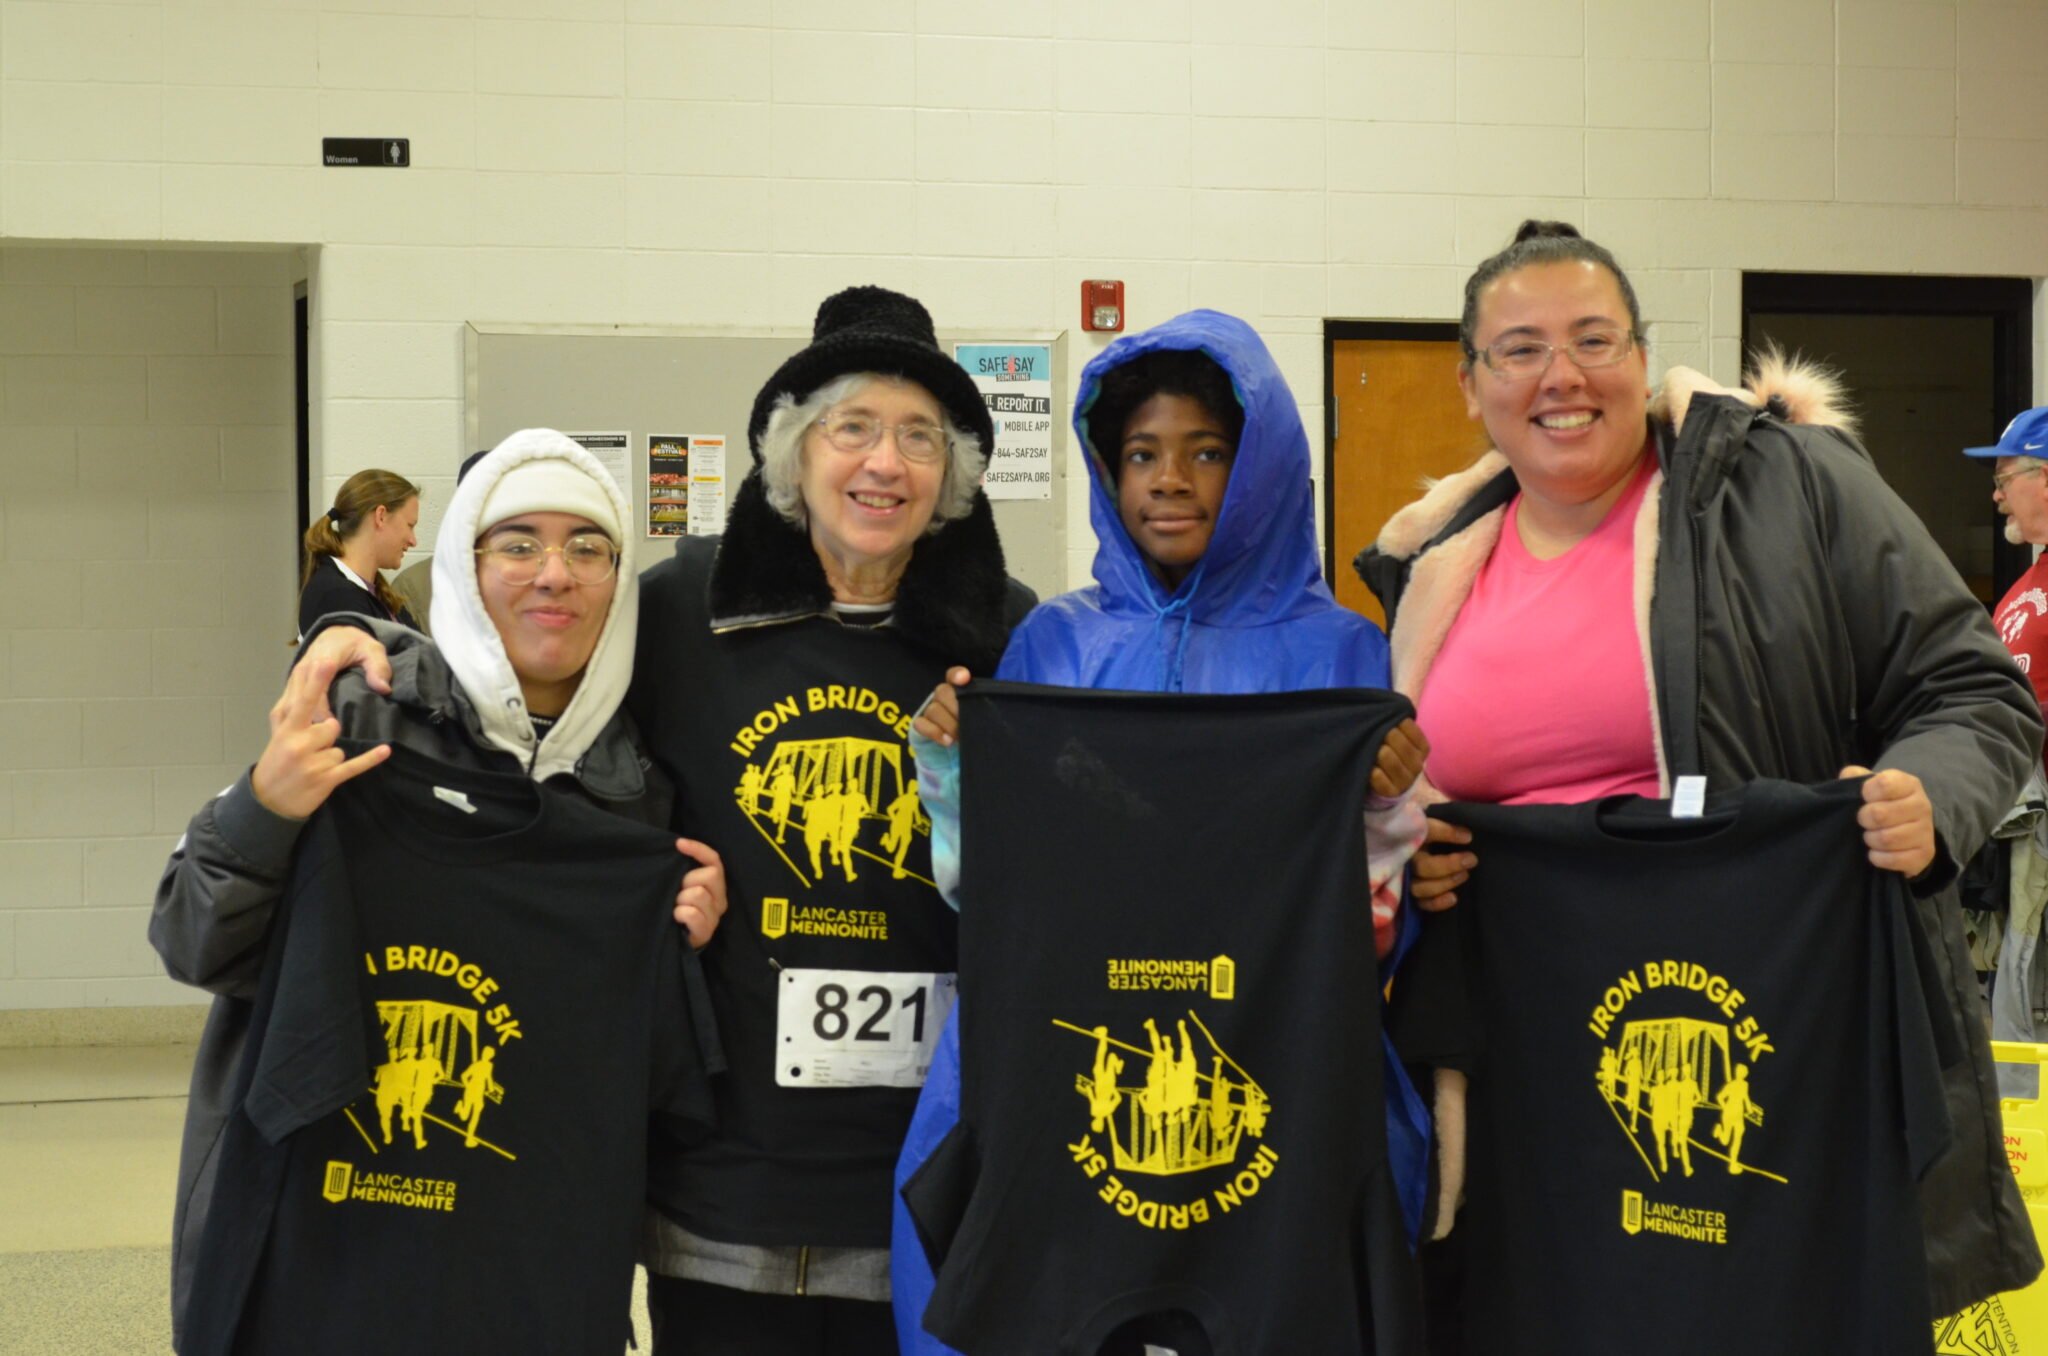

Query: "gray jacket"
left=1990, top=774, right=2048, bottom=1044
left=1359, top=361, right=2046, bottom=1314
left=149, top=618, right=669, bottom=1347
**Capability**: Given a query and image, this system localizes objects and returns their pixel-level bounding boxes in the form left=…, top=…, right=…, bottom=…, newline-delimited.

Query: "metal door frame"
left=1743, top=271, right=2035, bottom=597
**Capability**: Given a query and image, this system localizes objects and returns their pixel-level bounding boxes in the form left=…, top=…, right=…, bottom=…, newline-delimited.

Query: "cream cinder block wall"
left=4, top=1, right=2048, bottom=1006
left=5, top=0, right=2044, bottom=587
left=0, top=245, right=297, bottom=1009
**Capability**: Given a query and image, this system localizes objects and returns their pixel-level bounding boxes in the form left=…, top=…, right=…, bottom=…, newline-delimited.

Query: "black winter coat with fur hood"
left=1358, top=359, right=2045, bottom=1314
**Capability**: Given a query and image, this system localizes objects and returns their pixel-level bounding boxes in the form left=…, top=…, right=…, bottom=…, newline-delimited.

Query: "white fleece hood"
left=428, top=428, right=638, bottom=782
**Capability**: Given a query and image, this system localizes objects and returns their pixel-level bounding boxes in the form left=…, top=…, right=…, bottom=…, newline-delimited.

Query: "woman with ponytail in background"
left=298, top=469, right=421, bottom=636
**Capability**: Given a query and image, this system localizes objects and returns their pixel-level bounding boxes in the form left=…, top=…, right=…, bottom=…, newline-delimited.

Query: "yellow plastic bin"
left=1936, top=1041, right=2048, bottom=1354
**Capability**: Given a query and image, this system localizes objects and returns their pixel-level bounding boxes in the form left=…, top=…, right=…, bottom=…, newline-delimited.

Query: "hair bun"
left=1513, top=219, right=1583, bottom=244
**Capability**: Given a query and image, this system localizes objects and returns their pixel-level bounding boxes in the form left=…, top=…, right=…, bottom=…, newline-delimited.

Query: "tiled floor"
left=0, top=1044, right=653, bottom=1354
left=0, top=1045, right=188, bottom=1354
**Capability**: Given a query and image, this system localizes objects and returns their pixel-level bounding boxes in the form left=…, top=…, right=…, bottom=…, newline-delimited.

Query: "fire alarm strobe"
left=1082, top=280, right=1124, bottom=332
left=322, top=138, right=410, bottom=167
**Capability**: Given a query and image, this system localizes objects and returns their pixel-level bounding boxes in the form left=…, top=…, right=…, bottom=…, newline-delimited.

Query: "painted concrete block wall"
left=3, top=1, right=2048, bottom=1005
left=0, top=246, right=297, bottom=1008
left=4, top=3, right=2044, bottom=569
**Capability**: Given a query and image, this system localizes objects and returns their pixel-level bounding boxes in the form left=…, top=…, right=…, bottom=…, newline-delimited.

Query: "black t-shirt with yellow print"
left=907, top=683, right=1421, bottom=1355
left=633, top=542, right=962, bottom=1249
left=1416, top=779, right=1955, bottom=1355
left=180, top=748, right=716, bottom=1356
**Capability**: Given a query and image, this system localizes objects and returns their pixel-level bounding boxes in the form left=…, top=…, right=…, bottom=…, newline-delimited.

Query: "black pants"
left=1420, top=1228, right=1467, bottom=1356
left=647, top=1274, right=898, bottom=1356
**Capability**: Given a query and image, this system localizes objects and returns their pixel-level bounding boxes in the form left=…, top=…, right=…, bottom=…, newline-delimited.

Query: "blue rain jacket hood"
left=892, top=319, right=1423, bottom=1356
left=997, top=309, right=1388, bottom=691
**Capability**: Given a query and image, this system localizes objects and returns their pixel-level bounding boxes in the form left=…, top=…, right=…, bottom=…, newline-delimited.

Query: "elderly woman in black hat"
left=629, top=285, right=1034, bottom=1354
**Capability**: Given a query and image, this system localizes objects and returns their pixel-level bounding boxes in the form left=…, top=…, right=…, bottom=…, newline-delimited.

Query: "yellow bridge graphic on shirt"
left=1055, top=1011, right=1268, bottom=1176
left=735, top=736, right=932, bottom=890
left=335, top=999, right=516, bottom=1163
left=1598, top=1017, right=1782, bottom=1186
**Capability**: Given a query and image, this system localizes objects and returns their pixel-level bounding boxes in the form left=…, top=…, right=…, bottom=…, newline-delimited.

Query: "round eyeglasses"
left=814, top=412, right=950, bottom=463
left=1993, top=464, right=2047, bottom=494
left=474, top=533, right=619, bottom=586
left=1472, top=328, right=1639, bottom=382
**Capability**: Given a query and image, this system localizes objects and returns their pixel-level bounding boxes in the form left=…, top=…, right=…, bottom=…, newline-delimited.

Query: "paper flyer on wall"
left=953, top=343, right=1053, bottom=501
left=686, top=436, right=727, bottom=535
left=648, top=435, right=690, bottom=537
left=565, top=431, right=633, bottom=518
left=645, top=434, right=727, bottom=538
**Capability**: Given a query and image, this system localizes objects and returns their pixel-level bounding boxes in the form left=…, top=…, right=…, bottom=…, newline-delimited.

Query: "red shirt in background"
left=1994, top=553, right=2048, bottom=770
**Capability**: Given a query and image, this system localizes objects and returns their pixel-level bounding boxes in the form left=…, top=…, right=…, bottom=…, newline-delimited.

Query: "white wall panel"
left=5, top=0, right=2048, bottom=1012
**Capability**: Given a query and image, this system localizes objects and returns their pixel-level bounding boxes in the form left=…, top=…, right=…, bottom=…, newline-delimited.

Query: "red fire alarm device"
left=1082, top=280, right=1124, bottom=332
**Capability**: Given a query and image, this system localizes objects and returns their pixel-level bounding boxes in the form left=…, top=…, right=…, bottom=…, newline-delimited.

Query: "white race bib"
left=774, top=968, right=957, bottom=1089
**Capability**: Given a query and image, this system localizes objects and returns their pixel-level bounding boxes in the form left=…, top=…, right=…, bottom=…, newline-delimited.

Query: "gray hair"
left=758, top=373, right=987, bottom=534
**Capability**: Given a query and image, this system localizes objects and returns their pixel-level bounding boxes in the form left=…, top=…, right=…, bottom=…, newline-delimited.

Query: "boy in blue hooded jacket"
left=891, top=310, right=1431, bottom=1352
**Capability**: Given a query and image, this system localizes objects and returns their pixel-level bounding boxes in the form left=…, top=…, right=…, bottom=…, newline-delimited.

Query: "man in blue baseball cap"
left=1966, top=406, right=2048, bottom=743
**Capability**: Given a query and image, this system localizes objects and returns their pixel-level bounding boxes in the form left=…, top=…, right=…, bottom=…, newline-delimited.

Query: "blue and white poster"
left=954, top=342, right=1053, bottom=501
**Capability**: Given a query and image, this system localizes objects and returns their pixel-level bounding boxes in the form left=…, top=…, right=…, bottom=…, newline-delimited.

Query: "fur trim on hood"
left=429, top=428, right=639, bottom=783
left=1650, top=346, right=1858, bottom=443
left=1374, top=451, right=1510, bottom=564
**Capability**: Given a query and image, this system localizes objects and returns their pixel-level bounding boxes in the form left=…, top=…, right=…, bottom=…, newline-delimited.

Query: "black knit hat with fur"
left=746, top=285, right=996, bottom=462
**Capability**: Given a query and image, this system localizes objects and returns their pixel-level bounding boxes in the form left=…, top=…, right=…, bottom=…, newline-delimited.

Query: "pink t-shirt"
left=1417, top=459, right=1661, bottom=805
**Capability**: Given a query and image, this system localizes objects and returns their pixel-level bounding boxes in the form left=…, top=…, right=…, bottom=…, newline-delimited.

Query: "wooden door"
left=1327, top=331, right=1487, bottom=627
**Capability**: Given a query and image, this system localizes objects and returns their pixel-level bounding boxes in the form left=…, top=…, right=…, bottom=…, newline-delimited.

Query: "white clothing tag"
left=1671, top=775, right=1706, bottom=819
left=1144, top=1347, right=1179, bottom=1356
left=433, top=786, right=478, bottom=815
left=774, top=969, right=957, bottom=1089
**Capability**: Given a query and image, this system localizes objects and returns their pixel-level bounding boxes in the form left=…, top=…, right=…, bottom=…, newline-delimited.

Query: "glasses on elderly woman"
left=1993, top=464, right=2047, bottom=493
left=814, top=412, right=951, bottom=463
left=1472, top=328, right=1639, bottom=381
left=474, top=533, right=619, bottom=586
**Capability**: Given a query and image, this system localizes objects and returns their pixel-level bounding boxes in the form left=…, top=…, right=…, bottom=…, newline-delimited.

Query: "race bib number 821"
left=775, top=969, right=957, bottom=1089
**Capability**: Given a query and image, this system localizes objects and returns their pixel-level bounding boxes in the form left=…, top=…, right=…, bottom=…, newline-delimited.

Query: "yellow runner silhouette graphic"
left=353, top=999, right=517, bottom=1161
left=735, top=738, right=935, bottom=890
left=1054, top=1012, right=1269, bottom=1177
left=1597, top=1017, right=1781, bottom=1186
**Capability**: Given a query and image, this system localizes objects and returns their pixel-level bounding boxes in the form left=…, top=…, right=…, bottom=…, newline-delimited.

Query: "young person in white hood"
left=150, top=429, right=728, bottom=1349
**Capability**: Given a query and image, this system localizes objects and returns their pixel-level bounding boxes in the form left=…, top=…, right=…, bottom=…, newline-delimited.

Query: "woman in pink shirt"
left=1356, top=220, right=2043, bottom=1338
